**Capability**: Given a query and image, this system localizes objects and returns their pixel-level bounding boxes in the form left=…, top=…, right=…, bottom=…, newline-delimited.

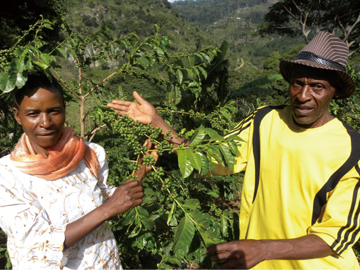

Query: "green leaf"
left=173, top=214, right=195, bottom=256
left=164, top=257, right=182, bottom=267
left=9, top=58, right=21, bottom=73
left=199, top=52, right=210, bottom=62
left=220, top=144, right=235, bottom=171
left=227, top=141, right=239, bottom=156
left=137, top=56, right=149, bottom=69
left=128, top=222, right=142, bottom=238
left=157, top=262, right=173, bottom=269
left=3, top=72, right=17, bottom=93
left=167, top=85, right=182, bottom=105
left=32, top=61, right=49, bottom=70
left=167, top=202, right=176, bottom=226
left=188, top=151, right=203, bottom=172
left=182, top=199, right=201, bottom=210
left=186, top=68, right=193, bottom=78
left=207, top=153, right=216, bottom=172
left=207, top=145, right=223, bottom=165
left=140, top=216, right=155, bottom=230
left=220, top=107, right=232, bottom=121
left=57, top=47, right=68, bottom=58
left=189, top=128, right=206, bottom=146
left=169, top=213, right=178, bottom=227
left=207, top=191, right=219, bottom=198
left=178, top=149, right=194, bottom=179
left=15, top=71, right=27, bottom=89
left=97, top=107, right=104, bottom=123
left=198, top=151, right=209, bottom=175
left=176, top=69, right=183, bottom=85
left=221, top=215, right=229, bottom=238
left=156, top=46, right=165, bottom=62
left=197, top=66, right=207, bottom=79
left=137, top=207, right=150, bottom=217
left=175, top=249, right=185, bottom=260
left=40, top=53, right=51, bottom=65
left=0, top=73, right=9, bottom=91
left=14, top=48, right=25, bottom=57
left=225, top=134, right=243, bottom=143
left=122, top=208, right=136, bottom=226
left=23, top=55, right=33, bottom=70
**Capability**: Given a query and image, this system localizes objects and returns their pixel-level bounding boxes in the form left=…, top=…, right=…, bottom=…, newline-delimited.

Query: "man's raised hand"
left=107, top=91, right=157, bottom=125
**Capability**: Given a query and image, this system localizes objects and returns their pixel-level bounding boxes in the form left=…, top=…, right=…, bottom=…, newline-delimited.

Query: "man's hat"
left=280, top=31, right=355, bottom=98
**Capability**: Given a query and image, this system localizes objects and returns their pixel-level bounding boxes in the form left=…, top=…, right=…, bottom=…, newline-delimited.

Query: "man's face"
left=288, top=65, right=340, bottom=128
left=13, top=87, right=65, bottom=149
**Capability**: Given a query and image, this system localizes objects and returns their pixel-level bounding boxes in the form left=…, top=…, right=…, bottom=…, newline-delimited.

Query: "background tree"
left=0, top=0, right=66, bottom=50
left=258, top=0, right=360, bottom=53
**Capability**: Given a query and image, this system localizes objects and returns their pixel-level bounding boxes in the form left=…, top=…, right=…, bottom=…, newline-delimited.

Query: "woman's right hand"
left=107, top=91, right=158, bottom=125
left=104, top=180, right=144, bottom=218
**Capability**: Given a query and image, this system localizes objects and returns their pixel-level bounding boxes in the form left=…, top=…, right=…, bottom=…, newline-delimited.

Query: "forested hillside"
left=172, top=0, right=269, bottom=25
left=65, top=0, right=214, bottom=52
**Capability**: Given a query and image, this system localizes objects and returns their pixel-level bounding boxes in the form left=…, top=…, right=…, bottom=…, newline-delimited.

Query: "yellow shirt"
left=212, top=106, right=360, bottom=269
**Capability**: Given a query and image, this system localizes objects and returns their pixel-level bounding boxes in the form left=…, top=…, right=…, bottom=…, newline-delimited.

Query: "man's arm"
left=206, top=234, right=333, bottom=269
left=107, top=91, right=187, bottom=147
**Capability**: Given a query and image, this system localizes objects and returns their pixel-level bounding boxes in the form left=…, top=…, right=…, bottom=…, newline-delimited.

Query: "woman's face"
left=13, top=87, right=65, bottom=149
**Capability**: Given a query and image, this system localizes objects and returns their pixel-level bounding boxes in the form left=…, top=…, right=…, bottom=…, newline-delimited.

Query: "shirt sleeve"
left=87, top=143, right=116, bottom=201
left=210, top=111, right=255, bottom=176
left=0, top=164, right=66, bottom=269
left=308, top=164, right=360, bottom=256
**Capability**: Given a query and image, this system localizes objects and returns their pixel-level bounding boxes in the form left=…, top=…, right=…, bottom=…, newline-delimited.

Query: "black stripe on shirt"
left=331, top=165, right=360, bottom=254
left=312, top=122, right=360, bottom=225
left=311, top=122, right=360, bottom=255
left=252, top=105, right=286, bottom=203
left=226, top=112, right=257, bottom=137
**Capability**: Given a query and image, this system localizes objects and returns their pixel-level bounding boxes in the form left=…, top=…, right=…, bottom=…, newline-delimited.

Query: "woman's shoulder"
left=84, top=141, right=106, bottom=162
left=0, top=154, right=13, bottom=168
left=0, top=154, right=21, bottom=184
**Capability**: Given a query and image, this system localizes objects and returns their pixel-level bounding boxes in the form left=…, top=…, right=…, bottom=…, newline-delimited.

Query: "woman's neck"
left=30, top=141, right=50, bottom=158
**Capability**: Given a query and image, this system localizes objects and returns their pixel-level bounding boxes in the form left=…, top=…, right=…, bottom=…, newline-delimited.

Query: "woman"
left=0, top=72, right=156, bottom=269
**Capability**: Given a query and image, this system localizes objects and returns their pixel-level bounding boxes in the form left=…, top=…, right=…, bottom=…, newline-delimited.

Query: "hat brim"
left=280, top=59, right=356, bottom=99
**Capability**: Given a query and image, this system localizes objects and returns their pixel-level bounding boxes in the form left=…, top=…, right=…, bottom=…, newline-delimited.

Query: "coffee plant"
left=98, top=106, right=243, bottom=269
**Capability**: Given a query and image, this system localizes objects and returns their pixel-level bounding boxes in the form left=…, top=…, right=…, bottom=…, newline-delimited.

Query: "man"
left=108, top=32, right=360, bottom=269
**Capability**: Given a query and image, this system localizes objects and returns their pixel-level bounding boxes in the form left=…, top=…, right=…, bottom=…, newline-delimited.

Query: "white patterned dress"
left=0, top=142, right=122, bottom=270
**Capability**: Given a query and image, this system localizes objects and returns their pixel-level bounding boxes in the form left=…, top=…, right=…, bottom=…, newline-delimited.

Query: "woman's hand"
left=103, top=180, right=144, bottom=218
left=107, top=91, right=158, bottom=125
left=133, top=139, right=159, bottom=183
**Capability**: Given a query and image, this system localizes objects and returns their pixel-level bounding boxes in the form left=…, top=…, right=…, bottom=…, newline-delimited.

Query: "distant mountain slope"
left=65, top=0, right=215, bottom=52
left=172, top=0, right=269, bottom=26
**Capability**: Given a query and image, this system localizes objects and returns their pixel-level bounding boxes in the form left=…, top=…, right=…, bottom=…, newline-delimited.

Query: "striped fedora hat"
left=280, top=31, right=355, bottom=98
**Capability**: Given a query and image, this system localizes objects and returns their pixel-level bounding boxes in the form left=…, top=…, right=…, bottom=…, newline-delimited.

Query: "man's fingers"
left=206, top=242, right=228, bottom=254
left=133, top=91, right=146, bottom=105
left=216, top=259, right=245, bottom=270
left=210, top=251, right=231, bottom=261
left=107, top=103, right=129, bottom=113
